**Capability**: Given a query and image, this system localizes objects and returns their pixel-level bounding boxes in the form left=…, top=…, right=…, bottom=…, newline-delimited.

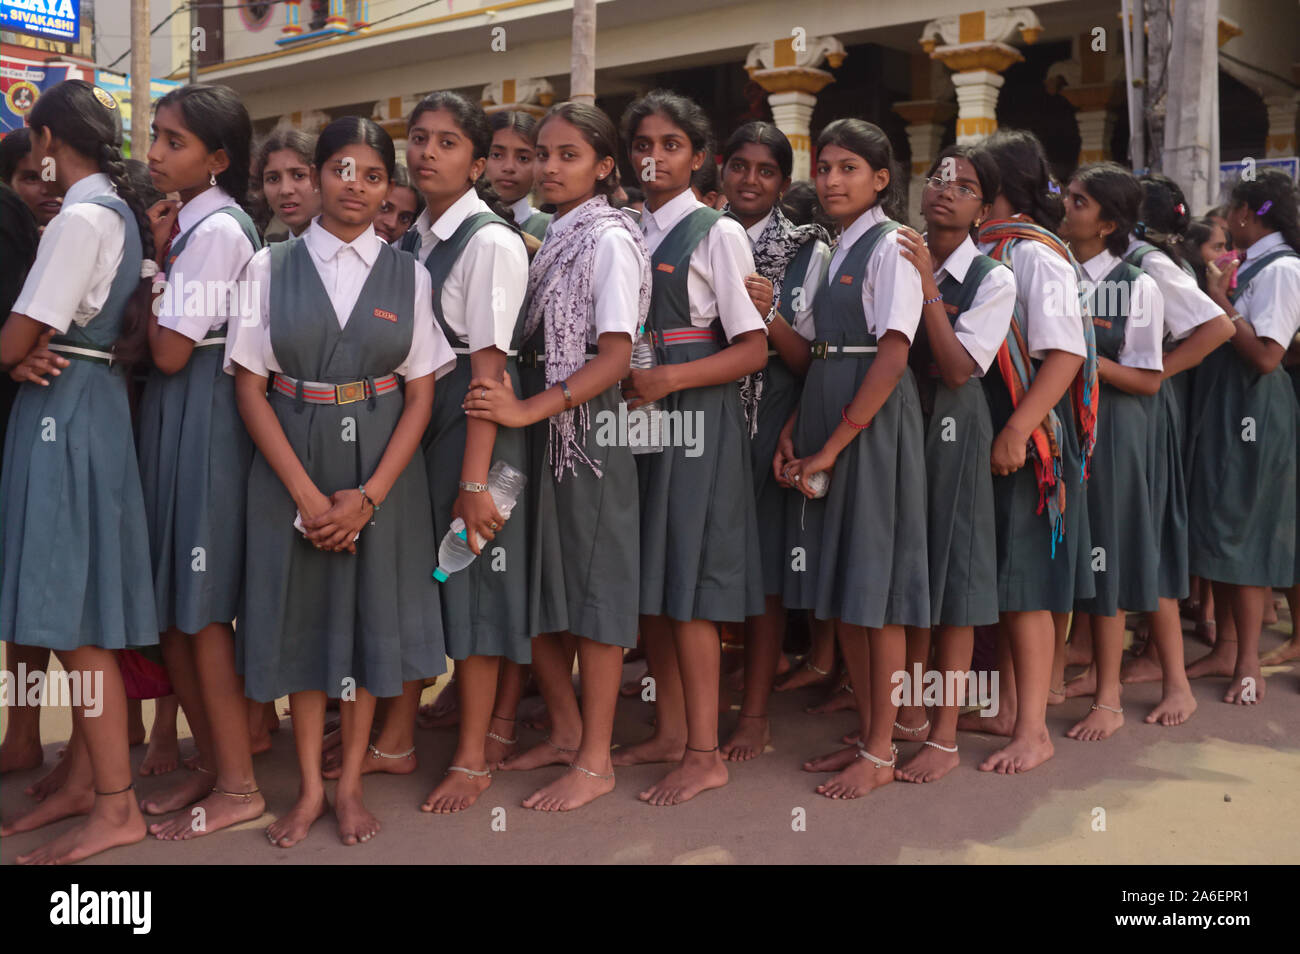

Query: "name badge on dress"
left=656, top=263, right=675, bottom=273
left=373, top=307, right=398, bottom=322
left=838, top=274, right=854, bottom=285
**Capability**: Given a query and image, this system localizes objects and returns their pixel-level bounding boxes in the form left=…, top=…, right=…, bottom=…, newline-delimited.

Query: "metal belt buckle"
left=520, top=350, right=541, bottom=369
left=335, top=381, right=365, bottom=404
left=811, top=341, right=829, bottom=360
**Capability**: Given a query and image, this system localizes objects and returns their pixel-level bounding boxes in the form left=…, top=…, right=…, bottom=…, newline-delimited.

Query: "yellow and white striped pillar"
left=744, top=35, right=846, bottom=182
left=920, top=8, right=1042, bottom=145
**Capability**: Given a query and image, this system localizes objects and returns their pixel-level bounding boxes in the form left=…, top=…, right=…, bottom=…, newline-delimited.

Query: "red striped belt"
left=652, top=328, right=720, bottom=347
left=272, top=372, right=400, bottom=405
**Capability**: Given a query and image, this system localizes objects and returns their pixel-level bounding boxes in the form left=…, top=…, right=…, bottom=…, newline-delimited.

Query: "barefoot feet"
left=978, top=730, right=1054, bottom=774
left=150, top=787, right=266, bottom=840
left=720, top=714, right=770, bottom=762
left=15, top=793, right=146, bottom=865
left=895, top=741, right=959, bottom=783
left=816, top=745, right=895, bottom=799
left=639, top=749, right=728, bottom=806
left=1067, top=703, right=1124, bottom=741
left=1146, top=686, right=1197, bottom=726
left=421, top=766, right=491, bottom=814
left=139, top=767, right=214, bottom=815
left=266, top=788, right=327, bottom=848
left=523, top=763, right=615, bottom=811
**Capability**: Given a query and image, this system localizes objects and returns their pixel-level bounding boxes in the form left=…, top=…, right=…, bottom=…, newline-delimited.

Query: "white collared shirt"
left=825, top=203, right=923, bottom=343
left=1124, top=236, right=1224, bottom=343
left=510, top=197, right=539, bottom=227
left=1078, top=248, right=1165, bottom=371
left=225, top=219, right=454, bottom=382
left=1234, top=231, right=1300, bottom=346
left=931, top=234, right=1016, bottom=376
left=640, top=188, right=765, bottom=342
left=978, top=235, right=1086, bottom=359
left=542, top=197, right=646, bottom=340
left=14, top=173, right=124, bottom=333
left=156, top=186, right=258, bottom=342
left=742, top=208, right=829, bottom=341
left=408, top=187, right=528, bottom=352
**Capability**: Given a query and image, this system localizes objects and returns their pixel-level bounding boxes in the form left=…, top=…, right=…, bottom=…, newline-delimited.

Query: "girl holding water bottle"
left=613, top=90, right=768, bottom=807
left=396, top=91, right=532, bottom=814
left=229, top=117, right=454, bottom=847
left=465, top=101, right=651, bottom=810
left=778, top=119, right=928, bottom=800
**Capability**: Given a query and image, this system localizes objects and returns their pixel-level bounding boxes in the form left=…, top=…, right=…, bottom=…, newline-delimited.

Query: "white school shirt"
left=542, top=196, right=645, bottom=341
left=1233, top=231, right=1300, bottom=347
left=1123, top=236, right=1224, bottom=343
left=744, top=209, right=830, bottom=341
left=930, top=234, right=1016, bottom=376
left=13, top=173, right=124, bottom=333
left=826, top=203, right=923, bottom=343
left=224, top=219, right=455, bottom=382
left=639, top=188, right=765, bottom=343
left=978, top=235, right=1086, bottom=360
left=510, top=197, right=540, bottom=227
left=156, top=186, right=258, bottom=342
left=1078, top=248, right=1165, bottom=371
left=409, top=187, right=528, bottom=352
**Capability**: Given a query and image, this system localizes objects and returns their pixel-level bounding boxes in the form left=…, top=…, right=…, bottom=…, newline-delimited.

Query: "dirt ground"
left=3, top=617, right=1298, bottom=865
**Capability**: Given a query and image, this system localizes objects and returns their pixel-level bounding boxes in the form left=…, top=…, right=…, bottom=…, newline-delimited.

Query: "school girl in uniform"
left=0, top=80, right=159, bottom=863
left=892, top=145, right=1015, bottom=781
left=960, top=129, right=1094, bottom=773
left=392, top=91, right=531, bottom=814
left=611, top=89, right=767, bottom=806
left=1184, top=169, right=1300, bottom=704
left=373, top=163, right=424, bottom=244
left=229, top=117, right=454, bottom=847
left=712, top=121, right=831, bottom=761
left=488, top=111, right=552, bottom=240
left=464, top=101, right=651, bottom=810
left=1054, top=163, right=1166, bottom=741
left=126, top=84, right=267, bottom=838
left=1114, top=178, right=1234, bottom=725
left=778, top=119, right=926, bottom=799
left=252, top=128, right=319, bottom=241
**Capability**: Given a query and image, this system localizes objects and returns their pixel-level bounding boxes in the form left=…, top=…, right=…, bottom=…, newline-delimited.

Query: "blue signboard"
left=0, top=0, right=80, bottom=42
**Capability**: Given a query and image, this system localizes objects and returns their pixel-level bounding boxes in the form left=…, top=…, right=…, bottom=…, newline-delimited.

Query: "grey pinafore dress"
left=1126, top=242, right=1190, bottom=600
left=237, top=238, right=445, bottom=701
left=136, top=206, right=260, bottom=635
left=521, top=314, right=640, bottom=646
left=916, top=254, right=1004, bottom=627
left=1075, top=260, right=1159, bottom=616
left=405, top=216, right=532, bottom=662
left=1186, top=247, right=1299, bottom=587
left=521, top=211, right=552, bottom=241
left=0, top=194, right=159, bottom=650
left=637, top=207, right=765, bottom=623
left=982, top=247, right=1094, bottom=614
left=782, top=220, right=930, bottom=629
left=752, top=239, right=823, bottom=596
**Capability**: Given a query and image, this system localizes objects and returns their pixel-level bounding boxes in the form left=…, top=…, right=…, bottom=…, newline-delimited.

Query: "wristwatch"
left=459, top=480, right=488, bottom=493
left=763, top=305, right=778, bottom=326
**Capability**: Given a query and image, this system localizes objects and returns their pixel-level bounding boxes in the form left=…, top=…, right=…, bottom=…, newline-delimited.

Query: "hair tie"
left=1257, top=200, right=1273, bottom=216
left=1175, top=202, right=1186, bottom=215
left=1134, top=221, right=1147, bottom=238
left=140, top=259, right=159, bottom=279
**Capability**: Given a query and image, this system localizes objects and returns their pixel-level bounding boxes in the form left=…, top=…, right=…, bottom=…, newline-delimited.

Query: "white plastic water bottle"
left=432, top=460, right=528, bottom=582
left=628, top=329, right=664, bottom=454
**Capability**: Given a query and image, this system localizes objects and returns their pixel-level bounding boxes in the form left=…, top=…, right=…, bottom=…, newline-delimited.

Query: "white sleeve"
left=865, top=228, right=923, bottom=342
left=1243, top=258, right=1300, bottom=347
left=224, top=247, right=275, bottom=377
left=1015, top=242, right=1086, bottom=359
left=460, top=224, right=528, bottom=353
left=789, top=240, right=830, bottom=341
left=1144, top=251, right=1224, bottom=341
left=13, top=205, right=123, bottom=334
left=157, top=214, right=257, bottom=341
left=707, top=216, right=766, bottom=342
left=592, top=228, right=644, bottom=339
left=1117, top=272, right=1165, bottom=371
left=397, top=263, right=457, bottom=381
left=952, top=263, right=1016, bottom=376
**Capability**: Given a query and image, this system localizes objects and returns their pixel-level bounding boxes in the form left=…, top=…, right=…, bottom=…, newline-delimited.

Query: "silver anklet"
left=1090, top=702, right=1124, bottom=714
left=546, top=735, right=578, bottom=754
left=368, top=743, right=415, bottom=759
left=894, top=718, right=930, bottom=736
left=486, top=731, right=518, bottom=745
left=922, top=740, right=959, bottom=753
left=445, top=765, right=491, bottom=779
left=803, top=659, right=830, bottom=676
left=570, top=763, right=614, bottom=780
left=854, top=742, right=898, bottom=768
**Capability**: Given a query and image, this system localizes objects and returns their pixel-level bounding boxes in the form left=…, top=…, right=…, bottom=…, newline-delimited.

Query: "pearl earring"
left=209, top=172, right=216, bottom=186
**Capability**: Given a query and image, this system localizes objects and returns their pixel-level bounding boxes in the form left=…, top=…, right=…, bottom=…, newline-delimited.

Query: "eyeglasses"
left=925, top=177, right=981, bottom=201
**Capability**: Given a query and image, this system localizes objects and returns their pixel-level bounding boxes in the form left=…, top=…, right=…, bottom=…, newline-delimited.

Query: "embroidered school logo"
left=373, top=307, right=397, bottom=322
left=838, top=274, right=854, bottom=285
left=655, top=263, right=675, bottom=273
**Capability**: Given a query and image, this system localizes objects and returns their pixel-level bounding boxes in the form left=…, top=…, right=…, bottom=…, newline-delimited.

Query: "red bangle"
left=841, top=405, right=870, bottom=430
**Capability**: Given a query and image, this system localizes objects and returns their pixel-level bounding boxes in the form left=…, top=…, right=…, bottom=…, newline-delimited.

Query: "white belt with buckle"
left=451, top=347, right=520, bottom=356
left=810, top=341, right=878, bottom=359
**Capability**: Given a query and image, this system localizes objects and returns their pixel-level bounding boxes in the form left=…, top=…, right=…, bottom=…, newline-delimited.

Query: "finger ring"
left=480, top=388, right=487, bottom=400
left=793, top=474, right=801, bottom=482
left=489, top=521, right=499, bottom=530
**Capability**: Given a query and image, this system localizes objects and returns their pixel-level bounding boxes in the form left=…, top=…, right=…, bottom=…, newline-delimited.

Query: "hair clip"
left=1048, top=182, right=1061, bottom=194
left=1257, top=200, right=1273, bottom=216
left=1134, top=220, right=1146, bottom=237
left=1175, top=202, right=1185, bottom=215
